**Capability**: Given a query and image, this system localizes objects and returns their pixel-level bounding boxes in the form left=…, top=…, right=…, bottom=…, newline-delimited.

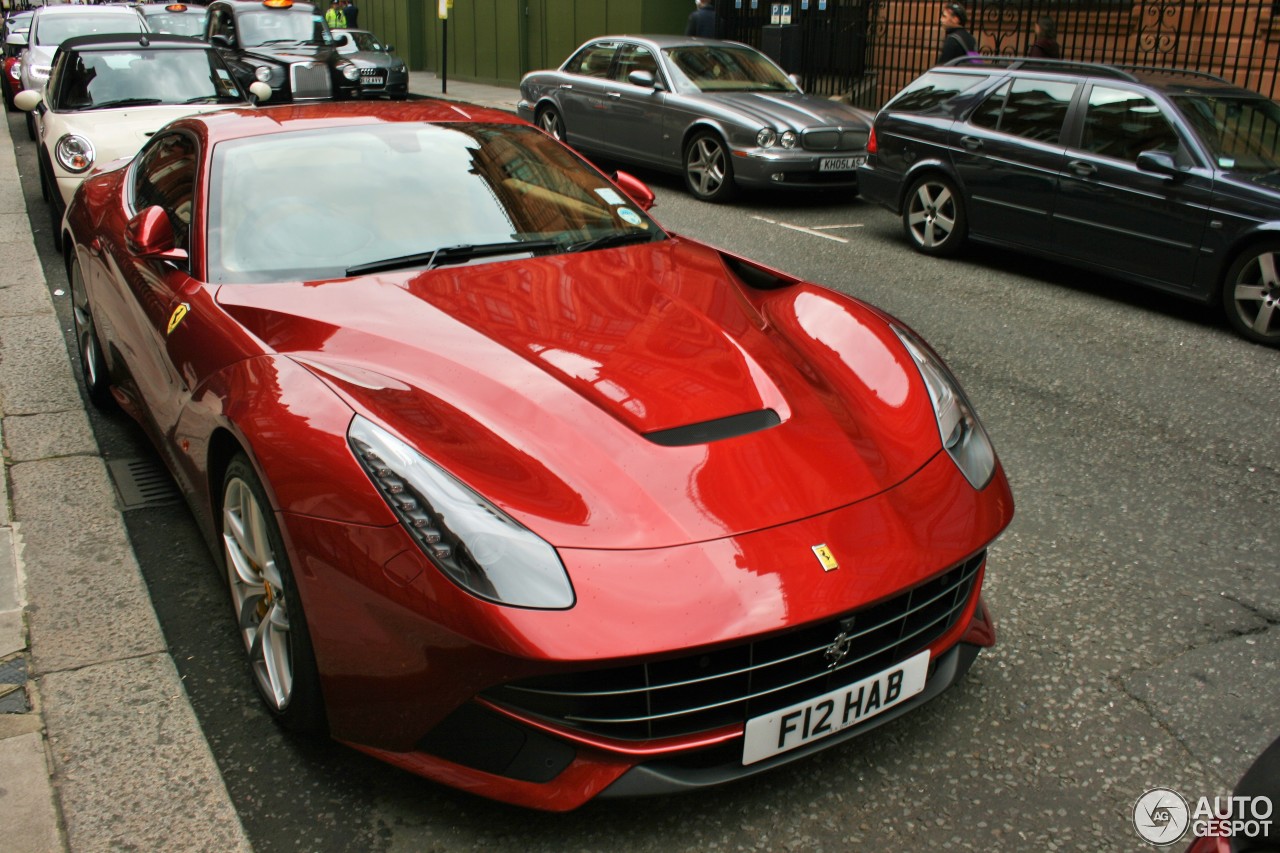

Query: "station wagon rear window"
left=885, top=71, right=986, bottom=113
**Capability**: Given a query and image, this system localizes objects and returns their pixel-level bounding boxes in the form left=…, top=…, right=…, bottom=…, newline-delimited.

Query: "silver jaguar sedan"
left=518, top=35, right=873, bottom=202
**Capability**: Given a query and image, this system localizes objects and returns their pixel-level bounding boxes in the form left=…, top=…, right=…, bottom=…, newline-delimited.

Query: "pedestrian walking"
left=936, top=2, right=976, bottom=65
left=684, top=0, right=720, bottom=39
left=1027, top=16, right=1060, bottom=59
left=343, top=0, right=358, bottom=29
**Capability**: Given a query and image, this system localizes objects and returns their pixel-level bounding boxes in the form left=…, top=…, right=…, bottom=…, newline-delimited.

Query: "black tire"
left=1221, top=240, right=1280, bottom=347
left=221, top=453, right=327, bottom=734
left=536, top=104, right=563, bottom=141
left=25, top=108, right=35, bottom=141
left=38, top=151, right=50, bottom=203
left=683, top=131, right=736, bottom=203
left=902, top=173, right=967, bottom=256
left=67, top=254, right=113, bottom=410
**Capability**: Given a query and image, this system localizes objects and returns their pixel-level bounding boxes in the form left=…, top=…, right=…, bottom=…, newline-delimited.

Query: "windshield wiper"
left=562, top=231, right=657, bottom=253
left=345, top=239, right=560, bottom=276
left=257, top=38, right=307, bottom=45
left=91, top=97, right=163, bottom=108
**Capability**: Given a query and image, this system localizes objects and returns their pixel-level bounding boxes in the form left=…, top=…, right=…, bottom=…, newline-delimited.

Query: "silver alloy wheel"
left=906, top=179, right=958, bottom=250
left=538, top=106, right=562, bottom=140
left=685, top=133, right=732, bottom=201
left=223, top=476, right=294, bottom=711
left=68, top=256, right=111, bottom=407
left=1228, top=248, right=1280, bottom=343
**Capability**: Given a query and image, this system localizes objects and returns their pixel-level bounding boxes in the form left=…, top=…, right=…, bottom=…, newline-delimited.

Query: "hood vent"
left=644, top=409, right=781, bottom=447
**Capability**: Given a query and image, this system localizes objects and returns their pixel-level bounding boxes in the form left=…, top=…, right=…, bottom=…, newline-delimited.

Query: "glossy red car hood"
left=216, top=238, right=946, bottom=549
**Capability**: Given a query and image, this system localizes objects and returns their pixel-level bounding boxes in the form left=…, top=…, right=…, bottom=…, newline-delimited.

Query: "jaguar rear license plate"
left=819, top=155, right=866, bottom=172
left=741, top=649, right=929, bottom=765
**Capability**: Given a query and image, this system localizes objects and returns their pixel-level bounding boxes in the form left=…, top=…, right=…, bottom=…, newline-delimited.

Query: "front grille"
left=485, top=552, right=984, bottom=741
left=289, top=62, right=332, bottom=99
left=802, top=127, right=870, bottom=151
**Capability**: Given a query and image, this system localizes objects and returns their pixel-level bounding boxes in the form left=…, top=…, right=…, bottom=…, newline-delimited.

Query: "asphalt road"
left=10, top=108, right=1280, bottom=852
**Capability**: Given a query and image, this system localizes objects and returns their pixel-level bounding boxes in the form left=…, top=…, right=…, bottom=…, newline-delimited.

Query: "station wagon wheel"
left=67, top=254, right=113, bottom=409
left=903, top=174, right=967, bottom=256
left=222, top=454, right=326, bottom=734
left=537, top=105, right=563, bottom=141
left=1222, top=240, right=1280, bottom=347
left=684, top=130, right=736, bottom=203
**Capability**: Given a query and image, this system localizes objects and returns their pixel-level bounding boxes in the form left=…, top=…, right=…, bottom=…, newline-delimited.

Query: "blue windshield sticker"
left=618, top=207, right=642, bottom=225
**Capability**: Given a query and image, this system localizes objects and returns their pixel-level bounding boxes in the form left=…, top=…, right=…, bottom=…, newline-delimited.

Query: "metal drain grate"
left=106, top=457, right=183, bottom=509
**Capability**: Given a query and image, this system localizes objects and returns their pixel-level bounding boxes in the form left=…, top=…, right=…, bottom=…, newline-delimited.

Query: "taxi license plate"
left=365, top=76, right=385, bottom=85
left=741, top=650, right=929, bottom=765
left=819, top=156, right=865, bottom=172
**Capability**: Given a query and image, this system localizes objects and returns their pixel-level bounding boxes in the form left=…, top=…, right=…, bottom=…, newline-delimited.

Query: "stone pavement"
left=0, top=71, right=521, bottom=852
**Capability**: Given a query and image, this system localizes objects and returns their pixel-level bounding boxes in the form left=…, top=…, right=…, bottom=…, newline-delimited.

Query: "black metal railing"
left=716, top=0, right=1280, bottom=108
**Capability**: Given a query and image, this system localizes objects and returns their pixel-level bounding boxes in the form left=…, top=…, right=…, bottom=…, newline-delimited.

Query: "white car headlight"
left=780, top=130, right=798, bottom=149
left=340, top=61, right=359, bottom=82
left=756, top=128, right=777, bottom=148
left=7, top=63, right=20, bottom=82
left=29, top=64, right=50, bottom=81
left=254, top=65, right=272, bottom=82
left=892, top=324, right=997, bottom=490
left=348, top=415, right=575, bottom=609
left=55, top=134, right=94, bottom=173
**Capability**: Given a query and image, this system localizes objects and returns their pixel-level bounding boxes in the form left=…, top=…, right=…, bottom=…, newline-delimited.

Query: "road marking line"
left=751, top=216, right=850, bottom=243
left=811, top=224, right=865, bottom=231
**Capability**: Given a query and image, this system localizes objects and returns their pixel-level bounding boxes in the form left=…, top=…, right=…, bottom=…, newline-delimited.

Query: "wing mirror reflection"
left=126, top=206, right=189, bottom=263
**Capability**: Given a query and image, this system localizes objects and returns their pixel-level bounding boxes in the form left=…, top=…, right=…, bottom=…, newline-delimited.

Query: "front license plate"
left=365, top=76, right=384, bottom=86
left=741, top=650, right=929, bottom=765
left=819, top=155, right=865, bottom=172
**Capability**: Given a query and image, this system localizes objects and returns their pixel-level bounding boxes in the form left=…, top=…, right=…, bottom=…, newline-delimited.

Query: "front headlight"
left=892, top=325, right=996, bottom=489
left=780, top=130, right=798, bottom=149
left=756, top=128, right=777, bottom=148
left=348, top=415, right=575, bottom=609
left=55, top=134, right=94, bottom=173
left=340, top=61, right=359, bottom=82
left=7, top=63, right=20, bottom=82
left=253, top=65, right=272, bottom=82
left=29, top=64, right=50, bottom=81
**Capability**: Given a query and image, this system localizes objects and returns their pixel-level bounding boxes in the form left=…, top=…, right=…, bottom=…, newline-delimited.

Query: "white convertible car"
left=16, top=32, right=269, bottom=244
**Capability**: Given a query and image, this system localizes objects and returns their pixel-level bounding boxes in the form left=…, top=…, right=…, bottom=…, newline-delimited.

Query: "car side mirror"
left=14, top=89, right=40, bottom=112
left=1136, top=150, right=1179, bottom=177
left=126, top=206, right=189, bottom=263
left=612, top=170, right=655, bottom=211
left=333, top=34, right=348, bottom=47
left=627, top=69, right=659, bottom=90
left=248, top=81, right=272, bottom=103
left=385, top=44, right=394, bottom=52
left=5, top=32, right=26, bottom=47
left=210, top=33, right=231, bottom=48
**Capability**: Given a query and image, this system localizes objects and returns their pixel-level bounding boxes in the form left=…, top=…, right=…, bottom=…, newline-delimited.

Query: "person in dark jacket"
left=343, top=0, right=358, bottom=29
left=1028, top=16, right=1060, bottom=58
left=936, top=2, right=976, bottom=65
left=685, top=0, right=720, bottom=38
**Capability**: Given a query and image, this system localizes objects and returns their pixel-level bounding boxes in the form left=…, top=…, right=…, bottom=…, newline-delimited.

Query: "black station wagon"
left=858, top=59, right=1280, bottom=347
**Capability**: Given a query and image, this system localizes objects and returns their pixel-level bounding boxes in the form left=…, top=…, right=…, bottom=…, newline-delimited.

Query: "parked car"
left=518, top=35, right=873, bottom=203
left=15, top=33, right=270, bottom=247
left=331, top=27, right=406, bottom=98
left=202, top=0, right=359, bottom=101
left=3, top=32, right=27, bottom=111
left=859, top=58, right=1280, bottom=348
left=17, top=3, right=147, bottom=137
left=59, top=99, right=1014, bottom=810
left=136, top=2, right=209, bottom=38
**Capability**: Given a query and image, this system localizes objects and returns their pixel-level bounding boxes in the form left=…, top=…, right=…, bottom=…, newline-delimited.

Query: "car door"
left=596, top=42, right=667, bottom=165
left=950, top=75, right=1077, bottom=249
left=106, top=131, right=206, bottom=453
left=1053, top=83, right=1212, bottom=289
left=555, top=40, right=619, bottom=153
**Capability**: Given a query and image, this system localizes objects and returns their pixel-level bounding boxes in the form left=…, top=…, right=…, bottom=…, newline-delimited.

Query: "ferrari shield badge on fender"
left=812, top=544, right=838, bottom=571
left=167, top=303, right=190, bottom=336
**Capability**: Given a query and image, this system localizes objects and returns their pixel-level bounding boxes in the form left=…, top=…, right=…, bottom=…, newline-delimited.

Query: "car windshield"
left=337, top=30, right=383, bottom=53
left=662, top=45, right=798, bottom=93
left=237, top=10, right=332, bottom=47
left=143, top=11, right=208, bottom=37
left=207, top=123, right=664, bottom=283
left=53, top=48, right=244, bottom=110
left=34, top=13, right=145, bottom=46
left=1173, top=93, right=1280, bottom=173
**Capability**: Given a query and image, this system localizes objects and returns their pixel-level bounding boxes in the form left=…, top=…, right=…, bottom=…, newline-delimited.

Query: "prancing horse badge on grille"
left=812, top=544, right=838, bottom=571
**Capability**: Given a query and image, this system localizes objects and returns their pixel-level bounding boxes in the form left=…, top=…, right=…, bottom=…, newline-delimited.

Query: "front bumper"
left=732, top=147, right=866, bottom=191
